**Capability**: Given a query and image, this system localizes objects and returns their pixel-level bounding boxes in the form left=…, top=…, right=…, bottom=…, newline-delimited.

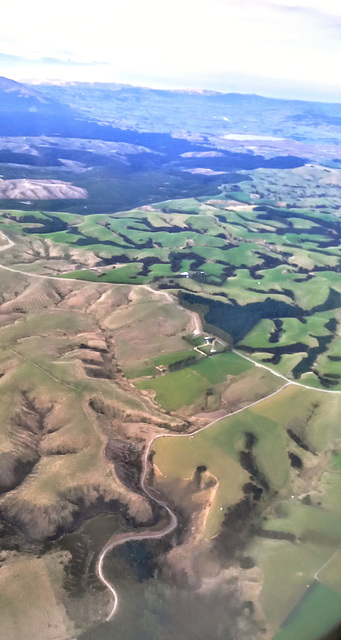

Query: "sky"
left=1, top=0, right=341, bottom=100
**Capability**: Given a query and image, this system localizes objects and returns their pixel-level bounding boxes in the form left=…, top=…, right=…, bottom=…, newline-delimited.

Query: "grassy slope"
left=154, top=382, right=341, bottom=633
left=0, top=181, right=340, bottom=638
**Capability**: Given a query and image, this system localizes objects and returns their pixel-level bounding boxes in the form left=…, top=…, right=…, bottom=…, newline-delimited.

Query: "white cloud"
left=267, top=0, right=341, bottom=17
left=0, top=0, right=340, bottom=96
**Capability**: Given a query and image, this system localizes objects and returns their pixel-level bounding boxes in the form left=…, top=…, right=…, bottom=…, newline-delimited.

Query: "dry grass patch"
left=0, top=555, right=74, bottom=640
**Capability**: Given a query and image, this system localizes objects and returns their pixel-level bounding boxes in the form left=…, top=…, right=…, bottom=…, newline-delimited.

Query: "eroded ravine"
left=1, top=231, right=341, bottom=623
left=96, top=381, right=290, bottom=620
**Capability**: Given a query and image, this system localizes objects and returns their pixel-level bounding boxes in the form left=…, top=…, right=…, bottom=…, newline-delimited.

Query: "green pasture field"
left=136, top=367, right=211, bottom=411
left=263, top=500, right=341, bottom=545
left=287, top=217, right=320, bottom=229
left=251, top=538, right=341, bottom=634
left=153, top=432, right=248, bottom=538
left=225, top=190, right=252, bottom=203
left=0, top=187, right=340, bottom=387
left=134, top=349, right=254, bottom=406
left=236, top=350, right=341, bottom=391
left=156, top=198, right=202, bottom=212
left=153, top=382, right=297, bottom=536
left=238, top=319, right=275, bottom=349
left=147, top=263, right=174, bottom=278
left=220, top=387, right=341, bottom=637
left=273, top=582, right=341, bottom=640
left=299, top=372, right=341, bottom=391
left=200, top=262, right=226, bottom=277
left=222, top=243, right=266, bottom=267
left=206, top=408, right=290, bottom=490
left=190, top=351, right=253, bottom=383
left=328, top=451, right=341, bottom=472
left=124, top=349, right=202, bottom=380
left=316, top=359, right=341, bottom=379
left=240, top=314, right=335, bottom=351
left=319, top=472, right=341, bottom=516
left=4, top=209, right=48, bottom=220
left=62, top=264, right=147, bottom=284
left=0, top=177, right=340, bottom=640
left=318, top=550, right=341, bottom=593
left=250, top=385, right=341, bottom=450
left=124, top=363, right=156, bottom=379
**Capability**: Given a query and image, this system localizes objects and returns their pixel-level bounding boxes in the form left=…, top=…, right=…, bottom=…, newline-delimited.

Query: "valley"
left=0, top=171, right=340, bottom=639
left=0, top=76, right=340, bottom=640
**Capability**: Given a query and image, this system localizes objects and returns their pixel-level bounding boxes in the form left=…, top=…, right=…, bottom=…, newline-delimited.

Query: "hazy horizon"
left=2, top=64, right=341, bottom=105
left=1, top=0, right=341, bottom=103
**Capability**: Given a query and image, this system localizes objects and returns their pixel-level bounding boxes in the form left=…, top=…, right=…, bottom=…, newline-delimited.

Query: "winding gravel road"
left=97, top=381, right=290, bottom=620
left=1, top=230, right=340, bottom=621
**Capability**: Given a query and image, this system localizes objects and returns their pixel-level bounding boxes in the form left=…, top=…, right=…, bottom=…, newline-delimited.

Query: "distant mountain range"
left=0, top=76, right=48, bottom=100
left=0, top=75, right=340, bottom=214
left=0, top=75, right=198, bottom=151
left=0, top=75, right=82, bottom=137
left=0, top=75, right=72, bottom=113
left=1, top=75, right=340, bottom=143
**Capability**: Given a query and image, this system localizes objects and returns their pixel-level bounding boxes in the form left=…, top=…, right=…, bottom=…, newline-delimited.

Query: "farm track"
left=98, top=380, right=290, bottom=620
left=0, top=231, right=339, bottom=395
left=232, top=349, right=341, bottom=395
left=1, top=231, right=340, bottom=622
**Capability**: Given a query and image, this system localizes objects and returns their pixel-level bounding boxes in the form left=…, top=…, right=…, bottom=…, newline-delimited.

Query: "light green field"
left=125, top=349, right=202, bottom=379
left=62, top=264, right=147, bottom=284
left=1, top=193, right=340, bottom=388
left=153, top=385, right=292, bottom=536
left=154, top=433, right=248, bottom=537
left=273, top=581, right=341, bottom=640
left=136, top=367, right=211, bottom=411
left=239, top=319, right=275, bottom=349
left=318, top=550, right=341, bottom=593
left=0, top=181, right=340, bottom=639
left=206, top=405, right=290, bottom=489
left=153, top=379, right=341, bottom=634
left=250, top=536, right=341, bottom=633
left=319, top=473, right=341, bottom=515
left=264, top=500, right=341, bottom=546
left=191, top=351, right=253, bottom=382
left=328, top=451, right=341, bottom=471
left=135, top=349, right=254, bottom=409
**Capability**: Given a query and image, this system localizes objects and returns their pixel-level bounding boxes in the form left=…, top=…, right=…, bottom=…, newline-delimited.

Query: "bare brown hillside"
left=0, top=264, right=191, bottom=638
left=0, top=178, right=87, bottom=199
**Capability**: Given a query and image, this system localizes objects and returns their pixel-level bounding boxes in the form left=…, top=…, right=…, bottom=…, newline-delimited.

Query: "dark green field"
left=1, top=174, right=340, bottom=389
